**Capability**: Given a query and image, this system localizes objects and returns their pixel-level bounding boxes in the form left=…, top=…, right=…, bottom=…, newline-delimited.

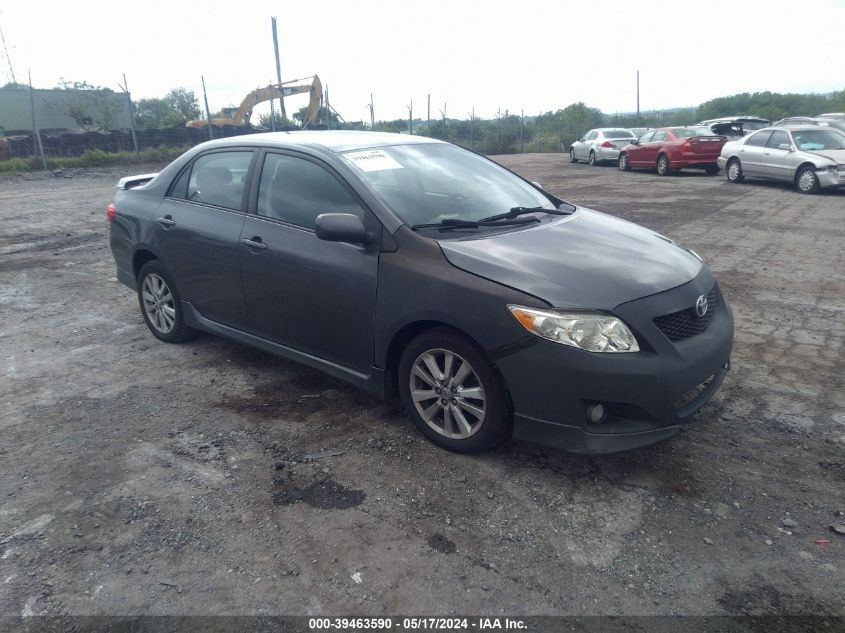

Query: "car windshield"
left=342, top=143, right=557, bottom=227
left=791, top=129, right=845, bottom=151
left=604, top=130, right=635, bottom=139
left=672, top=127, right=715, bottom=138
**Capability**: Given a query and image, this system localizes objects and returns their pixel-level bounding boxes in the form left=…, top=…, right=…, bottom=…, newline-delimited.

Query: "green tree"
left=134, top=98, right=184, bottom=128
left=163, top=88, right=201, bottom=121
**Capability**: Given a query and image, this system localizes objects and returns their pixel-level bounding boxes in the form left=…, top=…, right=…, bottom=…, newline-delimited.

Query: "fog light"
left=587, top=403, right=607, bottom=424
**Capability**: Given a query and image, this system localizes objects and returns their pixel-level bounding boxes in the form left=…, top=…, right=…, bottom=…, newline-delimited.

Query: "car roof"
left=203, top=130, right=446, bottom=153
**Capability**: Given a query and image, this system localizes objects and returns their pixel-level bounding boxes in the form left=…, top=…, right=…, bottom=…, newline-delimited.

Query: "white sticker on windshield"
left=344, top=150, right=404, bottom=172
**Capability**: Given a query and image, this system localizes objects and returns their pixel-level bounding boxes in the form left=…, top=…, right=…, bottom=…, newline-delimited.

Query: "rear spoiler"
left=117, top=173, right=158, bottom=190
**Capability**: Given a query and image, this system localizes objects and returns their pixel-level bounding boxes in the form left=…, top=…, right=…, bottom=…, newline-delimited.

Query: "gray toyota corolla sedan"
left=108, top=131, right=733, bottom=454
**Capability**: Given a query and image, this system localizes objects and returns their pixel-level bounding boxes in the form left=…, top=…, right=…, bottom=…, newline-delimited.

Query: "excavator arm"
left=187, top=75, right=323, bottom=129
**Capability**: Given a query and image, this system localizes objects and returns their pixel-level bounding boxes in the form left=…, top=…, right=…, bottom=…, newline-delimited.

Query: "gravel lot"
left=0, top=156, right=843, bottom=617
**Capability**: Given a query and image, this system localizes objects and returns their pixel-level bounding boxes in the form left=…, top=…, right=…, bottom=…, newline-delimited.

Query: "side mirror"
left=778, top=143, right=793, bottom=151
left=315, top=213, right=368, bottom=244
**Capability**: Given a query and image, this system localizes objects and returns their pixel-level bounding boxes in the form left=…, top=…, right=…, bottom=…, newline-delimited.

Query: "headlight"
left=508, top=305, right=640, bottom=353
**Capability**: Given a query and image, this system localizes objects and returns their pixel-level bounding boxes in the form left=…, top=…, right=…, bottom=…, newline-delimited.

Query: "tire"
left=726, top=158, right=744, bottom=183
left=705, top=165, right=719, bottom=176
left=398, top=328, right=510, bottom=453
left=618, top=153, right=630, bottom=171
left=570, top=148, right=578, bottom=163
left=137, top=260, right=194, bottom=343
left=656, top=154, right=671, bottom=176
left=588, top=151, right=597, bottom=166
left=795, top=165, right=820, bottom=194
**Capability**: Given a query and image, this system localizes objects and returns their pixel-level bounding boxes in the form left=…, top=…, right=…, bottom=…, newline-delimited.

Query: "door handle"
left=156, top=216, right=176, bottom=228
left=241, top=237, right=268, bottom=250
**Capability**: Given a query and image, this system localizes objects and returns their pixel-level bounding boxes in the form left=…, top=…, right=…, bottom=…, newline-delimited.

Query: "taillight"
left=106, top=203, right=116, bottom=222
left=600, top=141, right=614, bottom=148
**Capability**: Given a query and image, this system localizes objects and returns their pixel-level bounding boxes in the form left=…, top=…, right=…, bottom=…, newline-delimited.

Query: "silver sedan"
left=718, top=125, right=845, bottom=194
left=570, top=128, right=637, bottom=166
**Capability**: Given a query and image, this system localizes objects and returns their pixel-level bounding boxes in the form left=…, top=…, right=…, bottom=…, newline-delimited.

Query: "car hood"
left=438, top=208, right=702, bottom=310
left=804, top=149, right=845, bottom=163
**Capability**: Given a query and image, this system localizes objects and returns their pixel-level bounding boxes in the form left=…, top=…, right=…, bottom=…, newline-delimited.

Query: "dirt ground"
left=0, top=156, right=843, bottom=617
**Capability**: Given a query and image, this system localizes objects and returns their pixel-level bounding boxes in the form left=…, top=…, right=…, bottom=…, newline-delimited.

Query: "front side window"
left=181, top=151, right=253, bottom=210
left=745, top=131, right=772, bottom=147
left=652, top=131, right=667, bottom=142
left=256, top=153, right=364, bottom=229
left=767, top=130, right=790, bottom=149
left=638, top=131, right=655, bottom=144
left=342, top=143, right=555, bottom=227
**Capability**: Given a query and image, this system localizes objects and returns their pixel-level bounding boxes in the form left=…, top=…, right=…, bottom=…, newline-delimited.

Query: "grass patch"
left=0, top=146, right=191, bottom=175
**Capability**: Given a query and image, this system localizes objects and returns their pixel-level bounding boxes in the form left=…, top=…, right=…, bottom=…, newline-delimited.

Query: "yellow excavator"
left=187, top=75, right=322, bottom=129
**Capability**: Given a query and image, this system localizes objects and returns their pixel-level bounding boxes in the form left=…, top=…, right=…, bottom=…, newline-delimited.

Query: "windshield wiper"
left=479, top=205, right=572, bottom=223
left=410, top=216, right=540, bottom=232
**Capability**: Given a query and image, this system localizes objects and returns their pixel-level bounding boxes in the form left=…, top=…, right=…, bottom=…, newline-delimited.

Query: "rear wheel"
left=398, top=328, right=510, bottom=453
left=137, top=261, right=194, bottom=343
left=705, top=165, right=719, bottom=176
left=569, top=148, right=578, bottom=163
left=795, top=165, right=820, bottom=194
left=726, top=158, right=744, bottom=183
left=618, top=153, right=630, bottom=171
left=656, top=154, right=671, bottom=176
left=588, top=151, right=597, bottom=166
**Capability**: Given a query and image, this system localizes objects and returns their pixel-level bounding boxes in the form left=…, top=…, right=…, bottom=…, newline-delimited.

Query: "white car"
left=570, top=128, right=637, bottom=166
left=718, top=125, right=845, bottom=194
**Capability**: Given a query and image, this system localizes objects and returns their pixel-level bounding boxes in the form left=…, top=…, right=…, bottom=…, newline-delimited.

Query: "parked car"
left=718, top=125, right=845, bottom=194
left=698, top=117, right=770, bottom=139
left=569, top=128, right=637, bottom=166
left=628, top=127, right=650, bottom=138
left=818, top=112, right=845, bottom=120
left=108, top=131, right=733, bottom=455
left=617, top=127, right=727, bottom=175
left=773, top=116, right=845, bottom=135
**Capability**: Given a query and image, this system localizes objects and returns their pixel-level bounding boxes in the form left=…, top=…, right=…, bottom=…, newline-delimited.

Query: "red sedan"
left=618, top=127, right=727, bottom=176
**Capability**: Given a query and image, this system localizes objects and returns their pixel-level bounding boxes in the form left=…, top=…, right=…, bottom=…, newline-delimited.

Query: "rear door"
left=153, top=149, right=255, bottom=328
left=737, top=130, right=772, bottom=177
left=760, top=129, right=797, bottom=181
left=239, top=150, right=380, bottom=373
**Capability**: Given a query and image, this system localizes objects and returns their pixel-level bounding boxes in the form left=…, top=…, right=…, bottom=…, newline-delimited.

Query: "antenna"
left=0, top=24, right=16, bottom=84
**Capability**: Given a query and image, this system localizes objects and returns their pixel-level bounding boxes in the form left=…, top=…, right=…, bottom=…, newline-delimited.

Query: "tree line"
left=4, top=80, right=844, bottom=154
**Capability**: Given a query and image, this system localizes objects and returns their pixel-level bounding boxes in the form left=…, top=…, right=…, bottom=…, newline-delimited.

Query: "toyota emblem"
left=695, top=295, right=708, bottom=318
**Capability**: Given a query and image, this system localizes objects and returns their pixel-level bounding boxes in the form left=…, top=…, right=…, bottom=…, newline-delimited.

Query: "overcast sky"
left=2, top=0, right=844, bottom=123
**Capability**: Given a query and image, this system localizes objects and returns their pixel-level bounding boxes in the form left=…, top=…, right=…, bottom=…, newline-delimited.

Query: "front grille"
left=653, top=286, right=718, bottom=342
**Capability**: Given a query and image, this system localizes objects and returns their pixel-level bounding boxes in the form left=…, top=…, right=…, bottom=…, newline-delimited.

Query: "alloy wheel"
left=797, top=169, right=817, bottom=192
left=619, top=154, right=628, bottom=171
left=141, top=273, right=176, bottom=334
left=728, top=161, right=741, bottom=181
left=409, top=349, right=486, bottom=439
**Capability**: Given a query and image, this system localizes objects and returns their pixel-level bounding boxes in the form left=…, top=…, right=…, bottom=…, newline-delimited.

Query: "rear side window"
left=179, top=151, right=253, bottom=210
left=745, top=131, right=772, bottom=147
left=256, top=153, right=364, bottom=230
left=767, top=130, right=790, bottom=148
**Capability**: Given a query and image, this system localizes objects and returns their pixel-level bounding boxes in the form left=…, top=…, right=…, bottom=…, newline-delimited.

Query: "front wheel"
left=398, top=329, right=510, bottom=453
left=137, top=261, right=194, bottom=343
left=656, top=154, right=671, bottom=176
left=726, top=158, right=744, bottom=183
left=618, top=153, right=630, bottom=171
left=795, top=165, right=820, bottom=194
left=569, top=148, right=578, bottom=163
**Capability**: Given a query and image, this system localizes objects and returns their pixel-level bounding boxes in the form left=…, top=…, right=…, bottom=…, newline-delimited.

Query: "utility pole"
left=271, top=17, right=287, bottom=124
left=118, top=73, right=140, bottom=157
left=439, top=102, right=446, bottom=136
left=27, top=70, right=46, bottom=170
left=496, top=109, right=501, bottom=154
left=520, top=109, right=524, bottom=153
left=269, top=94, right=276, bottom=131
left=408, top=99, right=413, bottom=134
left=325, top=85, right=330, bottom=130
left=368, top=93, right=375, bottom=131
left=201, top=75, right=213, bottom=140
left=636, top=70, right=640, bottom=126
left=427, top=93, right=430, bottom=134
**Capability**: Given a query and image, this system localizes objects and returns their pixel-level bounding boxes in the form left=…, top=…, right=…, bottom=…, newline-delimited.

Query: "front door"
left=627, top=131, right=654, bottom=166
left=153, top=149, right=255, bottom=328
left=737, top=130, right=771, bottom=177
left=239, top=151, right=380, bottom=373
left=760, top=129, right=797, bottom=181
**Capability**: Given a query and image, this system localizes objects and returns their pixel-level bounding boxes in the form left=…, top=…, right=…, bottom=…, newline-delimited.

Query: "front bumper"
left=496, top=270, right=734, bottom=454
left=817, top=168, right=845, bottom=189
